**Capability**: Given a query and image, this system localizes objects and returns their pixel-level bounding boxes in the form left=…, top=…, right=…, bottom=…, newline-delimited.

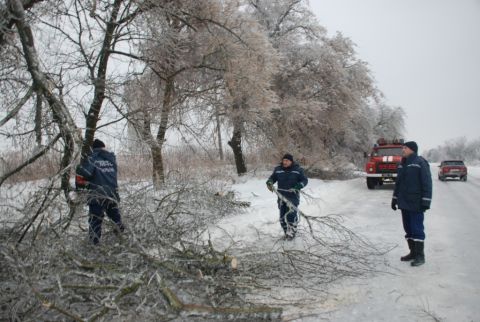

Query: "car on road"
left=438, top=160, right=468, bottom=181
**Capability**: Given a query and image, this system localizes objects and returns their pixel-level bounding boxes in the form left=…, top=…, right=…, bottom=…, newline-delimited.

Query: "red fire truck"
left=365, top=138, right=404, bottom=189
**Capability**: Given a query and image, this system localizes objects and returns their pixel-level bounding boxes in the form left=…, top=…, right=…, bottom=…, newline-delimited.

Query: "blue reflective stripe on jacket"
left=393, top=153, right=432, bottom=212
left=77, top=148, right=118, bottom=199
left=267, top=163, right=308, bottom=203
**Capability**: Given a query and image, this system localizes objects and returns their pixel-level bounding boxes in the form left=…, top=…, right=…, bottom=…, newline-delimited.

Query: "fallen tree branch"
left=31, top=286, right=85, bottom=322
left=273, top=187, right=314, bottom=233
left=157, top=275, right=282, bottom=319
left=16, top=180, right=60, bottom=245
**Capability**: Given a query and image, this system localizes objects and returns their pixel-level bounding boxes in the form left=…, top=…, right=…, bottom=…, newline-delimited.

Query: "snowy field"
left=209, top=165, right=480, bottom=321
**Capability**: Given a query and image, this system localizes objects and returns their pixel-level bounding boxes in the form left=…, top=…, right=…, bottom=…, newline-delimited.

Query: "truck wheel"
left=366, top=178, right=377, bottom=190
left=462, top=175, right=467, bottom=182
left=438, top=175, right=444, bottom=181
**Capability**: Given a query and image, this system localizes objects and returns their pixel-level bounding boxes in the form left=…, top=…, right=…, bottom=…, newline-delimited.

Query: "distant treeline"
left=424, top=137, right=480, bottom=163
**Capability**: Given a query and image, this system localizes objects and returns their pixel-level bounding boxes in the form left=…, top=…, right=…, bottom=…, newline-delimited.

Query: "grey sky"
left=309, top=0, right=480, bottom=150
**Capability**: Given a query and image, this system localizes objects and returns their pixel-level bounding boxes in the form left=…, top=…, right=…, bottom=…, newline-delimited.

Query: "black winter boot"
left=411, top=241, right=425, bottom=267
left=401, top=239, right=415, bottom=261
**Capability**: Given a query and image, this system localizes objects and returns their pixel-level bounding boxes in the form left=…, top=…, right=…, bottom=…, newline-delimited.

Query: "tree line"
left=424, top=137, right=480, bottom=163
left=0, top=2, right=399, bottom=319
left=1, top=0, right=405, bottom=193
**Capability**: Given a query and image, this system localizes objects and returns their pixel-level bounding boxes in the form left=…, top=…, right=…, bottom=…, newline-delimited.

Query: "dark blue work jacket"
left=393, top=153, right=432, bottom=212
left=267, top=163, right=308, bottom=203
left=77, top=148, right=119, bottom=200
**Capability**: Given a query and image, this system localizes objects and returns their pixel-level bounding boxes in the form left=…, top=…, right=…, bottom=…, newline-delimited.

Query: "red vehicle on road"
left=438, top=160, right=468, bottom=181
left=365, top=138, right=404, bottom=189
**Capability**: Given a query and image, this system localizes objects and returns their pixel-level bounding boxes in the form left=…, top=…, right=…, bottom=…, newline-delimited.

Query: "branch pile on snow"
left=0, top=173, right=384, bottom=321
left=0, top=176, right=282, bottom=321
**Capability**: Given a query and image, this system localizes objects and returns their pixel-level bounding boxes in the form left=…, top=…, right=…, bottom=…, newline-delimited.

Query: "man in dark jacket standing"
left=266, top=154, right=308, bottom=240
left=77, top=139, right=124, bottom=245
left=391, top=141, right=432, bottom=266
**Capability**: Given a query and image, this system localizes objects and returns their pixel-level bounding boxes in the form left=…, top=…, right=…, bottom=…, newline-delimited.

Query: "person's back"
left=82, top=148, right=119, bottom=200
left=77, top=139, right=124, bottom=244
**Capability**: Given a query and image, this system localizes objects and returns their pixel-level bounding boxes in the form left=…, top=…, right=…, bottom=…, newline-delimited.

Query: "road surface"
left=315, top=165, right=480, bottom=321
left=217, top=165, right=480, bottom=321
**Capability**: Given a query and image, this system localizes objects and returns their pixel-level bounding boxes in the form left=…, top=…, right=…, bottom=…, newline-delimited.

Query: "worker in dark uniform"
left=392, top=141, right=432, bottom=266
left=267, top=154, right=308, bottom=240
left=77, top=139, right=124, bottom=244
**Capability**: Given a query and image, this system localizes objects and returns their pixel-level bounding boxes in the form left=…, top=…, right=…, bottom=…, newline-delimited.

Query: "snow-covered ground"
left=210, top=165, right=480, bottom=321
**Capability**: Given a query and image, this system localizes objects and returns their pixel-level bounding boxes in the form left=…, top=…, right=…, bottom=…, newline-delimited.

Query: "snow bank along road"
left=214, top=165, right=480, bottom=321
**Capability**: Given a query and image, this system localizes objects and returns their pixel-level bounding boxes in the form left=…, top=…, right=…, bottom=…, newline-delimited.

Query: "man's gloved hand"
left=421, top=205, right=429, bottom=212
left=266, top=180, right=274, bottom=192
left=391, top=199, right=397, bottom=211
left=292, top=183, right=303, bottom=192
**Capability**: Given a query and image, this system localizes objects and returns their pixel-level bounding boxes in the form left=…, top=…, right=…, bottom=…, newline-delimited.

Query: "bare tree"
left=216, top=5, right=279, bottom=175
left=1, top=0, right=162, bottom=193
left=1, top=0, right=82, bottom=198
left=122, top=1, right=226, bottom=185
left=30, top=0, right=159, bottom=159
left=123, top=0, right=278, bottom=178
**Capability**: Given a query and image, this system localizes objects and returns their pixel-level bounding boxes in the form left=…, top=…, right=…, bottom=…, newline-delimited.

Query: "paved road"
left=312, top=165, right=480, bottom=321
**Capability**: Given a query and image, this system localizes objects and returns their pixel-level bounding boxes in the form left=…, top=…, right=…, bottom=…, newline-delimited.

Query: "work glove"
left=421, top=199, right=430, bottom=212
left=292, top=183, right=303, bottom=192
left=266, top=180, right=274, bottom=192
left=391, top=199, right=397, bottom=211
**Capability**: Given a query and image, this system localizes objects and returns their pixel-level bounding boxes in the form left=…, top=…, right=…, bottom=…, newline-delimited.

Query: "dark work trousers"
left=88, top=198, right=123, bottom=244
left=401, top=209, right=425, bottom=241
left=278, top=199, right=299, bottom=235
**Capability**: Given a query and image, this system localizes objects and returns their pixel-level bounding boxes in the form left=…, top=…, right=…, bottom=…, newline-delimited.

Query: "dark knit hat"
left=92, top=139, right=106, bottom=149
left=282, top=153, right=294, bottom=162
left=403, top=141, right=418, bottom=154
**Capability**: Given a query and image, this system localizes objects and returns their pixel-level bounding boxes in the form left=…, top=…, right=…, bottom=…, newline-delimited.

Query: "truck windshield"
left=373, top=148, right=403, bottom=156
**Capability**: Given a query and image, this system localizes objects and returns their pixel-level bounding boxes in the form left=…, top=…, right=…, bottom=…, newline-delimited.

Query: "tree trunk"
left=215, top=105, right=224, bottom=161
left=60, top=132, right=75, bottom=195
left=9, top=0, right=81, bottom=199
left=228, top=121, right=247, bottom=175
left=81, top=0, right=123, bottom=159
left=153, top=76, right=174, bottom=187
left=34, top=89, right=42, bottom=146
left=151, top=144, right=163, bottom=187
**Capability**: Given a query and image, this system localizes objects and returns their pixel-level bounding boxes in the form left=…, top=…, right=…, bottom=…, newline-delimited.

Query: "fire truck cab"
left=365, top=138, right=404, bottom=189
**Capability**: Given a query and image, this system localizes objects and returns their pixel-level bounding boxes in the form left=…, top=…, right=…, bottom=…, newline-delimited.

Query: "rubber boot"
left=401, top=239, right=415, bottom=261
left=411, top=241, right=425, bottom=267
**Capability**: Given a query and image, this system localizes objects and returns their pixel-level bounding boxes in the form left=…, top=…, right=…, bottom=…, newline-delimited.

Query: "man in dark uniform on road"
left=266, top=154, right=308, bottom=240
left=77, top=139, right=124, bottom=245
left=391, top=141, right=432, bottom=266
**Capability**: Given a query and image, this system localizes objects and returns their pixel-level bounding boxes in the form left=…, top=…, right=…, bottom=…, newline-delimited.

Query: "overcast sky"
left=309, top=0, right=480, bottom=151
